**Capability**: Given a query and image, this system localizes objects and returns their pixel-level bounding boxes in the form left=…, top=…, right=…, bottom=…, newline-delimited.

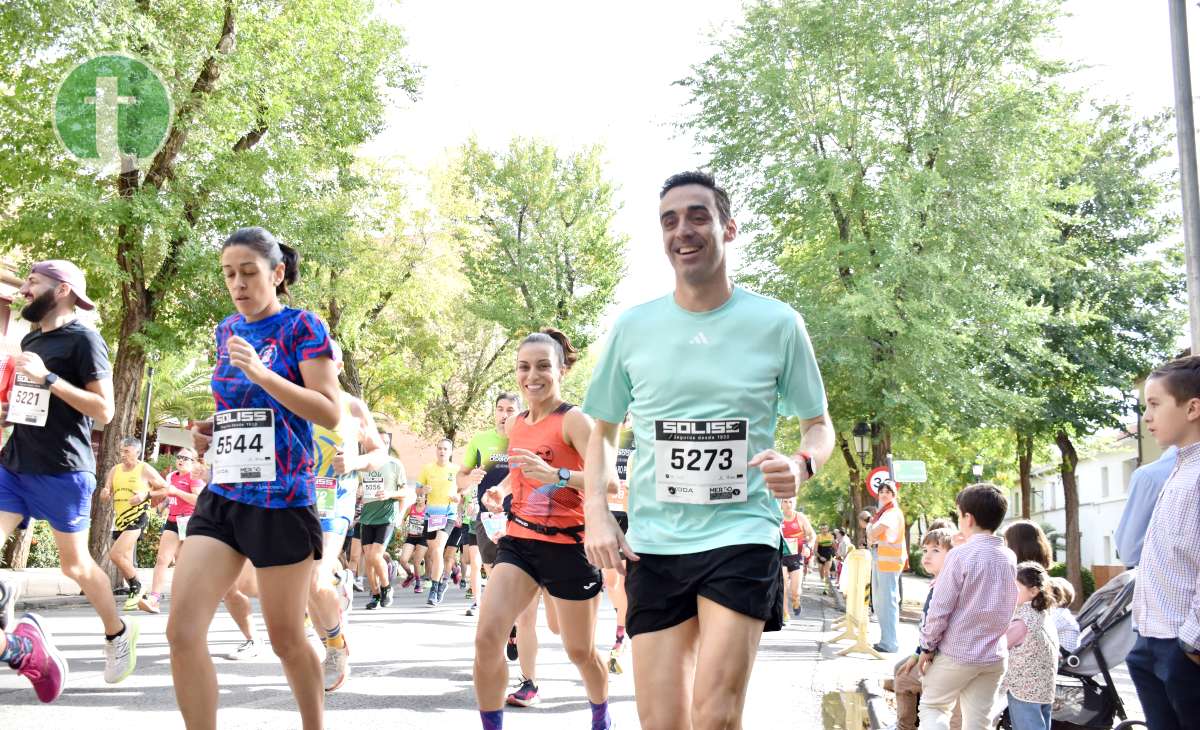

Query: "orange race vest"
left=871, top=503, right=907, bottom=573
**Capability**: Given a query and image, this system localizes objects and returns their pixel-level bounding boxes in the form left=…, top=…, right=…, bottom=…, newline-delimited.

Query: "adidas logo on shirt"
left=690, top=331, right=711, bottom=345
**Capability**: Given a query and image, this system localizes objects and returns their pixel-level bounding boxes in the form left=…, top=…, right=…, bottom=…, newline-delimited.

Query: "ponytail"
left=277, top=243, right=300, bottom=297
left=520, top=327, right=579, bottom=371
left=1015, top=561, right=1053, bottom=612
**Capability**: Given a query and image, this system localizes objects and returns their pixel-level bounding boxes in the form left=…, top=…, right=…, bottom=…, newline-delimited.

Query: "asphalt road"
left=0, top=576, right=827, bottom=728
left=1, top=572, right=1145, bottom=728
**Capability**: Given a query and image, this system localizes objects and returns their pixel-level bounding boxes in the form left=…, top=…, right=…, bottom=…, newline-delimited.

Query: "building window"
left=1101, top=466, right=1110, bottom=498
left=1104, top=535, right=1114, bottom=564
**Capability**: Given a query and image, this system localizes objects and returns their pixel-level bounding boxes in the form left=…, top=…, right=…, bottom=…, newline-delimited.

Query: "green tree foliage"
left=146, top=351, right=212, bottom=429
left=425, top=139, right=628, bottom=440
left=1001, top=104, right=1184, bottom=605
left=449, top=138, right=627, bottom=349
left=0, top=0, right=419, bottom=572
left=680, top=0, right=1068, bottom=533
left=420, top=305, right=515, bottom=444
left=299, top=161, right=465, bottom=425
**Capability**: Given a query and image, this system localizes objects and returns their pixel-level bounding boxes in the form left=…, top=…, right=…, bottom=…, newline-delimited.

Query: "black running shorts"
left=625, top=542, right=784, bottom=638
left=404, top=534, right=428, bottom=548
left=817, top=545, right=835, bottom=563
left=464, top=527, right=478, bottom=547
left=782, top=553, right=804, bottom=572
left=494, top=535, right=602, bottom=601
left=446, top=525, right=468, bottom=549
left=187, top=489, right=324, bottom=568
left=360, top=523, right=394, bottom=546
left=111, top=510, right=149, bottom=541
left=475, top=521, right=499, bottom=564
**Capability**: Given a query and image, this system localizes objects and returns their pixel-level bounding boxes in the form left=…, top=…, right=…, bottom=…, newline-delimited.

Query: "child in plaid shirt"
left=916, top=484, right=1018, bottom=730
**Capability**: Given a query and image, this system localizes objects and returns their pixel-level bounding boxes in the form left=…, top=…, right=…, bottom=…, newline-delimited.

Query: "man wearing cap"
left=0, top=260, right=137, bottom=704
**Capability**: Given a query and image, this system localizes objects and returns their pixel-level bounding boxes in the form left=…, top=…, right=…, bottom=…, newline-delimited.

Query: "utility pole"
left=1169, top=0, right=1200, bottom=352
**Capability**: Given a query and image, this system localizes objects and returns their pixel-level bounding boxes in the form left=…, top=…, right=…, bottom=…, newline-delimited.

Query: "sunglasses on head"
left=177, top=454, right=195, bottom=462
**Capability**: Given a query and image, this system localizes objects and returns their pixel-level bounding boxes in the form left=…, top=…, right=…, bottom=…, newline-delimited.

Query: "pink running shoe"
left=10, top=613, right=68, bottom=703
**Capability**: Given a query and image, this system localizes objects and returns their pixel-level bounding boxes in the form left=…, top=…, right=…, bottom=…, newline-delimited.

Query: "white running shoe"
left=323, top=639, right=349, bottom=692
left=223, top=638, right=262, bottom=661
left=305, top=621, right=327, bottom=661
left=336, top=570, right=354, bottom=616
left=0, top=578, right=14, bottom=631
left=103, top=619, right=139, bottom=683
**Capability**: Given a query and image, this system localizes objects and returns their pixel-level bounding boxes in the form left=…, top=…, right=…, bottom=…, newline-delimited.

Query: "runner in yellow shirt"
left=416, top=440, right=460, bottom=606
left=99, top=437, right=166, bottom=610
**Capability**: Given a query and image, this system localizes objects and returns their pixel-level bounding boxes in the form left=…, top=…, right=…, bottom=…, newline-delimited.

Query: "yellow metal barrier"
left=829, top=547, right=882, bottom=659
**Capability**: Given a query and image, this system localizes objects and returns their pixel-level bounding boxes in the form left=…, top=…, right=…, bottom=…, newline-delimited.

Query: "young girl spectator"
left=1003, top=562, right=1060, bottom=730
left=1003, top=521, right=1052, bottom=568
left=1048, top=577, right=1080, bottom=653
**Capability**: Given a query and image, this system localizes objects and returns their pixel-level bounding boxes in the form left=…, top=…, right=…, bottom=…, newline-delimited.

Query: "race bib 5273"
left=654, top=418, right=748, bottom=505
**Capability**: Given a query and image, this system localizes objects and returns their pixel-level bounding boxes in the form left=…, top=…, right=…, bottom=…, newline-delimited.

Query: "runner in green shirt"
left=360, top=458, right=408, bottom=610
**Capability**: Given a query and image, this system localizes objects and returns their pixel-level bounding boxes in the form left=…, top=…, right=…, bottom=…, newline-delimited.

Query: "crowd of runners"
left=0, top=170, right=1195, bottom=730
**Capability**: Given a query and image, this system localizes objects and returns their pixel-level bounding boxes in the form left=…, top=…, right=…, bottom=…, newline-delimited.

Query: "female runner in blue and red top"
left=474, top=328, right=611, bottom=730
left=166, top=227, right=341, bottom=730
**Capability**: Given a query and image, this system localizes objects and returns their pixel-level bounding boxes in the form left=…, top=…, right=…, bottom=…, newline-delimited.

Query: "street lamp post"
left=972, top=464, right=984, bottom=480
left=852, top=421, right=871, bottom=467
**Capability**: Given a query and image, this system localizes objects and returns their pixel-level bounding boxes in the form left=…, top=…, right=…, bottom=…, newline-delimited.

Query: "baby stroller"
left=1000, top=569, right=1145, bottom=729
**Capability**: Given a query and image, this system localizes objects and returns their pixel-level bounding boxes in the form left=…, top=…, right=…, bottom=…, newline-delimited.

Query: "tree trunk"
left=1055, top=429, right=1084, bottom=610
left=838, top=435, right=865, bottom=543
left=2, top=527, right=34, bottom=569
left=340, top=348, right=364, bottom=400
left=88, top=314, right=148, bottom=586
left=1017, top=430, right=1034, bottom=519
left=871, top=422, right=891, bottom=503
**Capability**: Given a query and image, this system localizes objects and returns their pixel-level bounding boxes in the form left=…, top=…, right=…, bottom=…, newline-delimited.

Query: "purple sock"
left=480, top=709, right=503, bottom=729
left=590, top=700, right=612, bottom=729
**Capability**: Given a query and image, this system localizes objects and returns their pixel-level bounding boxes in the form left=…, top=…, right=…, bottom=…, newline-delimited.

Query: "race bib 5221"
left=7, top=374, right=50, bottom=427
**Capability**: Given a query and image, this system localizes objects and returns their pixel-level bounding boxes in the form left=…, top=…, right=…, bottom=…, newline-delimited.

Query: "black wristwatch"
left=44, top=372, right=59, bottom=387
left=799, top=451, right=815, bottom=479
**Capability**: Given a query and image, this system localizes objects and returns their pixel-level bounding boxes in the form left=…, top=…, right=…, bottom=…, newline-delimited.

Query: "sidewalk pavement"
left=2, top=567, right=167, bottom=610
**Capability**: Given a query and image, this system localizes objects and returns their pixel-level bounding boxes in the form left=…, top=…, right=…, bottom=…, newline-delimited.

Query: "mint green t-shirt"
left=583, top=287, right=827, bottom=555
left=359, top=459, right=407, bottom=525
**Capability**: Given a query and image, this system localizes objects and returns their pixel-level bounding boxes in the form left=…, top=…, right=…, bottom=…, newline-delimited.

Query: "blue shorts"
left=0, top=466, right=97, bottom=533
left=319, top=476, right=357, bottom=535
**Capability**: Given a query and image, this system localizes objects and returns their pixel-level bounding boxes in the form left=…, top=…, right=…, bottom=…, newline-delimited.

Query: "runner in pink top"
left=139, top=449, right=206, bottom=614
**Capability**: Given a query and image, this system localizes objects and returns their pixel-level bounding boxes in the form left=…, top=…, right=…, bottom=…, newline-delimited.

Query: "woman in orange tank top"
left=474, top=328, right=611, bottom=730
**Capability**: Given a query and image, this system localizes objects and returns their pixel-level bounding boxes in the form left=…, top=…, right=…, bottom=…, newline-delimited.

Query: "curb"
left=859, top=677, right=893, bottom=730
left=16, top=594, right=93, bottom=611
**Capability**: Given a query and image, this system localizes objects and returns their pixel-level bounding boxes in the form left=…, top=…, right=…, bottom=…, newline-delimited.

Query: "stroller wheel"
left=1112, top=723, right=1148, bottom=730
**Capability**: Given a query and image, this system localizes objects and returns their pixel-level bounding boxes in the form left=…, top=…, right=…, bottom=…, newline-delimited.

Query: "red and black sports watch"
left=799, top=451, right=815, bottom=479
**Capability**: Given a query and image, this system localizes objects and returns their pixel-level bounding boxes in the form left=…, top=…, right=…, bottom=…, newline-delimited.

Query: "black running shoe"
left=365, top=595, right=381, bottom=610
left=506, top=625, right=519, bottom=661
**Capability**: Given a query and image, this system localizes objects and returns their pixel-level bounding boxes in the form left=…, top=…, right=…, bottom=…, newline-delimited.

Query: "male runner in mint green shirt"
left=582, top=171, right=833, bottom=730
